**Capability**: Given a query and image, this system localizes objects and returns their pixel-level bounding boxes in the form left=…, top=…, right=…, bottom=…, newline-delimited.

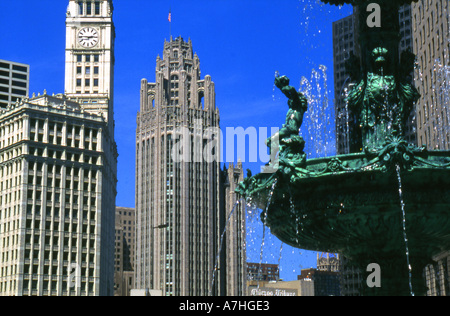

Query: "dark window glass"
left=12, top=65, right=27, bottom=72
left=95, top=2, right=100, bottom=15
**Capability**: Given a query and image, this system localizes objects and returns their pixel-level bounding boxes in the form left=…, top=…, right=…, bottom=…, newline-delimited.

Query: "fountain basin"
left=267, top=153, right=450, bottom=255
left=239, top=150, right=450, bottom=295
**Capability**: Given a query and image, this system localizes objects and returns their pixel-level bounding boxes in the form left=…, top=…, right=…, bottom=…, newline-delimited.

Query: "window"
left=79, top=2, right=84, bottom=15
left=77, top=55, right=82, bottom=63
left=12, top=72, right=27, bottom=80
left=76, top=79, right=82, bottom=87
left=86, top=2, right=92, bottom=15
left=85, top=55, right=91, bottom=63
left=95, top=1, right=101, bottom=15
left=12, top=81, right=26, bottom=88
left=94, top=67, right=99, bottom=74
left=86, top=67, right=91, bottom=75
left=77, top=67, right=82, bottom=74
left=12, top=89, right=26, bottom=96
left=85, top=79, right=90, bottom=87
left=94, top=55, right=99, bottom=62
left=93, top=79, right=99, bottom=87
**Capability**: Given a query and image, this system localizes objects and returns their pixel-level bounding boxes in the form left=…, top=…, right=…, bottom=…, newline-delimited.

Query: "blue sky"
left=0, top=0, right=352, bottom=281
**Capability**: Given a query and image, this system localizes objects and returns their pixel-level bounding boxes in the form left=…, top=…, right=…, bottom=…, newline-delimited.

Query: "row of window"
left=0, top=70, right=28, bottom=81
left=29, top=161, right=99, bottom=178
left=29, top=147, right=100, bottom=166
left=76, top=54, right=100, bottom=63
left=0, top=118, right=24, bottom=151
left=27, top=187, right=97, bottom=206
left=21, top=279, right=96, bottom=296
left=79, top=1, right=102, bottom=16
left=29, top=118, right=100, bottom=151
left=0, top=78, right=27, bottom=88
left=0, top=62, right=27, bottom=73
left=77, top=66, right=99, bottom=75
left=0, top=87, right=27, bottom=97
left=76, top=78, right=99, bottom=88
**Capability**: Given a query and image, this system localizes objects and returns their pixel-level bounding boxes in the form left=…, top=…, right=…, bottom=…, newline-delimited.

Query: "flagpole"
left=168, top=9, right=172, bottom=39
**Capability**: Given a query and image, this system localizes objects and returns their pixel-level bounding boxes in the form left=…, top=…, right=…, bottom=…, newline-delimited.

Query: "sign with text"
left=249, top=287, right=297, bottom=297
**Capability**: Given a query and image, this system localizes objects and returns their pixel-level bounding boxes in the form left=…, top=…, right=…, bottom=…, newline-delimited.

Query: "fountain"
left=236, top=0, right=450, bottom=296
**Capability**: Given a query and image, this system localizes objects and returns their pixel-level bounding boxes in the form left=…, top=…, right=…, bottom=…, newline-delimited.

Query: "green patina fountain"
left=237, top=0, right=450, bottom=295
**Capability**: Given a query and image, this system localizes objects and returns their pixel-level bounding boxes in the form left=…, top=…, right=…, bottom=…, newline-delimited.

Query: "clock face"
left=78, top=27, right=99, bottom=48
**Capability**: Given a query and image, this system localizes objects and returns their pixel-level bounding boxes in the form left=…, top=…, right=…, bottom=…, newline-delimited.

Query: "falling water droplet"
left=257, top=178, right=279, bottom=288
left=300, top=66, right=336, bottom=159
left=273, top=71, right=280, bottom=101
left=210, top=198, right=245, bottom=296
left=396, top=164, right=415, bottom=296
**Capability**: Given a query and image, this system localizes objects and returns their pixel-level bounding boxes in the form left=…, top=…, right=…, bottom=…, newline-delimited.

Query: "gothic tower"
left=135, top=37, right=223, bottom=296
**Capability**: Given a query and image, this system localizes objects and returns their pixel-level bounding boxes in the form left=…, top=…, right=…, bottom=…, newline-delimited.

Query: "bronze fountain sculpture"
left=237, top=0, right=450, bottom=295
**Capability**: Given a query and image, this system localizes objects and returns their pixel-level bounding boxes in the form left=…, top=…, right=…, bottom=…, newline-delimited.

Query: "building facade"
left=412, top=0, right=450, bottom=295
left=298, top=268, right=341, bottom=296
left=412, top=0, right=450, bottom=150
left=425, top=250, right=450, bottom=296
left=220, top=162, right=246, bottom=296
left=247, top=279, right=313, bottom=296
left=135, top=37, right=223, bottom=296
left=114, top=207, right=135, bottom=296
left=247, top=262, right=279, bottom=282
left=333, top=14, right=356, bottom=155
left=0, top=0, right=117, bottom=296
left=0, top=60, right=30, bottom=109
left=317, top=253, right=340, bottom=272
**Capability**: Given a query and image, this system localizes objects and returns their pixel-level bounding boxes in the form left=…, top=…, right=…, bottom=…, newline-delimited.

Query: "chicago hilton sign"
left=250, top=287, right=297, bottom=296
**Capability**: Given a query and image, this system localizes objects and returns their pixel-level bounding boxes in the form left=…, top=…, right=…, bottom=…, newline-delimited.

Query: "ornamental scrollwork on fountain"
left=362, top=135, right=424, bottom=171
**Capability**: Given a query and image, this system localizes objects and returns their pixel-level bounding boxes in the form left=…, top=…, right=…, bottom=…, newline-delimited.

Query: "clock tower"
left=65, top=0, right=115, bottom=127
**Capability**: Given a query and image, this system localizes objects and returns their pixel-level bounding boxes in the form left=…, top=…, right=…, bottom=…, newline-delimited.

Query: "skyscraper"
left=412, top=0, right=450, bottom=295
left=0, top=0, right=117, bottom=296
left=0, top=60, right=30, bottom=109
left=135, top=36, right=222, bottom=296
left=412, top=0, right=450, bottom=150
left=114, top=206, right=135, bottom=296
left=333, top=14, right=356, bottom=155
left=220, top=162, right=246, bottom=296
